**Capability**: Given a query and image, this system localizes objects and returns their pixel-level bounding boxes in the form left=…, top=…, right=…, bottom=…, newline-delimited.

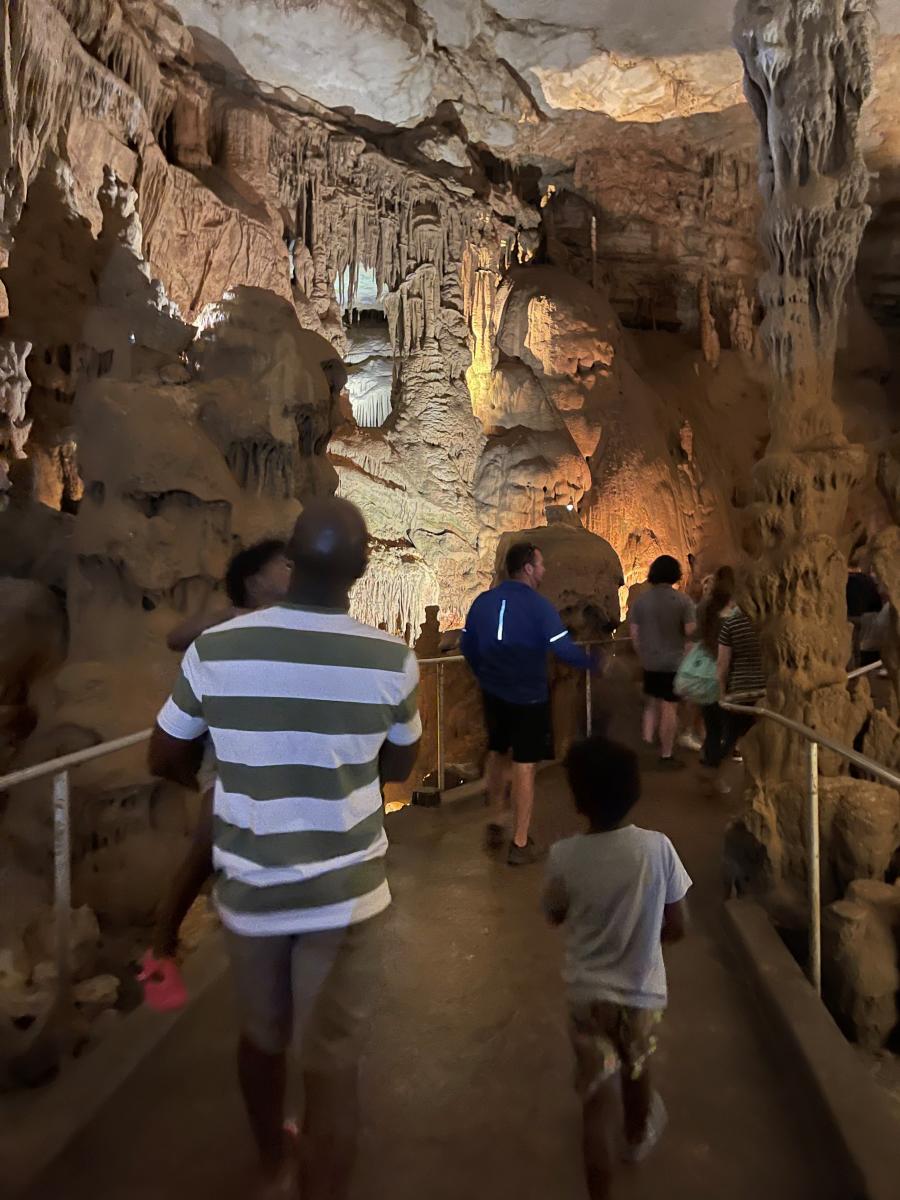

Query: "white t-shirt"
left=546, top=826, right=692, bottom=1009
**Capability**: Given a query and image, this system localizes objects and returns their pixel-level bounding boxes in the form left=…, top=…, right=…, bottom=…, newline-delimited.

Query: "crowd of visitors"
left=145, top=516, right=797, bottom=1200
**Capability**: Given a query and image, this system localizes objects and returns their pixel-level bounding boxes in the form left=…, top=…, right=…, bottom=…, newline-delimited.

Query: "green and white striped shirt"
left=157, top=604, right=421, bottom=936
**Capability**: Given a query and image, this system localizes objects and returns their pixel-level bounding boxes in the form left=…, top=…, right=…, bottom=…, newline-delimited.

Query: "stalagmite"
left=729, top=2, right=894, bottom=936
left=698, top=275, right=721, bottom=369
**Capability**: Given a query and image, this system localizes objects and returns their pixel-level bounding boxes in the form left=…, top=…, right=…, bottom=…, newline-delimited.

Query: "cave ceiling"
left=173, top=0, right=900, bottom=174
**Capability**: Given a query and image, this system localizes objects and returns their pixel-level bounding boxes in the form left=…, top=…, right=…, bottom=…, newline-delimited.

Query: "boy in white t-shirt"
left=543, top=735, right=691, bottom=1200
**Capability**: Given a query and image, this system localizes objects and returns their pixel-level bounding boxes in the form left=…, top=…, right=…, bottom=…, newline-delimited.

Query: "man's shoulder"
left=195, top=607, right=411, bottom=669
left=342, top=618, right=415, bottom=666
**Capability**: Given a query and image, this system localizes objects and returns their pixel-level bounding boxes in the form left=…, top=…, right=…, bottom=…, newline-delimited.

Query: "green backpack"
left=674, top=644, right=719, bottom=705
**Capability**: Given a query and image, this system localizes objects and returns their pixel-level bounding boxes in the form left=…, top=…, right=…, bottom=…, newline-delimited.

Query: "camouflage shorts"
left=569, top=1000, right=663, bottom=1099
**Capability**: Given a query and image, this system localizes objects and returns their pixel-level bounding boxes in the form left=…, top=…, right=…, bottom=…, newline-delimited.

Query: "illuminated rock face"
left=719, top=1, right=900, bottom=1047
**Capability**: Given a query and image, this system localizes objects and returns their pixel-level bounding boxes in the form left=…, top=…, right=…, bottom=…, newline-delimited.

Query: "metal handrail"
left=847, top=657, right=884, bottom=680
left=0, top=635, right=614, bottom=1021
left=720, top=688, right=900, bottom=996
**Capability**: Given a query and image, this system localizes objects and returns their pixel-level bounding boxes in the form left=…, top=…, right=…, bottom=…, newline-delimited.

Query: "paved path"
left=26, top=709, right=842, bottom=1200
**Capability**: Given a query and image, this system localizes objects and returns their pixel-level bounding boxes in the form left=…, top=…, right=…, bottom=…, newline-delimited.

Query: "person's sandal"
left=507, top=838, right=546, bottom=866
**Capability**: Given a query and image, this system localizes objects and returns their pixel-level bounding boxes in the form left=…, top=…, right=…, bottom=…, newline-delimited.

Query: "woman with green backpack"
left=676, top=568, right=764, bottom=790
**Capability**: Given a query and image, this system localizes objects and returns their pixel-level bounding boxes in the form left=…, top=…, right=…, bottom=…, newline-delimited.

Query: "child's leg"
left=582, top=1076, right=620, bottom=1200
left=621, top=1068, right=653, bottom=1146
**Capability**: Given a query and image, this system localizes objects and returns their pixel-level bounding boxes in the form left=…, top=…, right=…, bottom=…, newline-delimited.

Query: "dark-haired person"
left=149, top=497, right=420, bottom=1200
left=543, top=735, right=691, bottom=1200
left=461, top=541, right=598, bottom=865
left=152, top=540, right=293, bottom=963
left=166, top=539, right=292, bottom=653
left=709, top=598, right=765, bottom=793
left=629, top=555, right=696, bottom=767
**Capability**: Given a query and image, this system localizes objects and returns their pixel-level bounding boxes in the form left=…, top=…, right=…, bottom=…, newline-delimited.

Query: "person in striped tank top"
left=149, top=497, right=421, bottom=1200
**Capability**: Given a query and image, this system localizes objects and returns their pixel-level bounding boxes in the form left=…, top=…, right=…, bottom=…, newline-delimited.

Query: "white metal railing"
left=417, top=636, right=628, bottom=793
left=721, top=666, right=900, bottom=998
left=0, top=636, right=626, bottom=1015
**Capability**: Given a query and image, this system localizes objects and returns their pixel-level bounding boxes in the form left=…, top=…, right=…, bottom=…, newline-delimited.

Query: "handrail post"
left=53, top=769, right=72, bottom=1022
left=436, top=661, right=445, bottom=794
left=806, top=741, right=822, bottom=996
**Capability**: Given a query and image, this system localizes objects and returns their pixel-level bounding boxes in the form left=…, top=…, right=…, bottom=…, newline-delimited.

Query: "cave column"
left=734, top=0, right=873, bottom=774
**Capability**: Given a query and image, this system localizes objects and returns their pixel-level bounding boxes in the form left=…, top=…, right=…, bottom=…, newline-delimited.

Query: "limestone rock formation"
left=733, top=0, right=879, bottom=791
left=726, top=3, right=900, bottom=1058
left=823, top=879, right=900, bottom=1049
left=0, top=579, right=67, bottom=771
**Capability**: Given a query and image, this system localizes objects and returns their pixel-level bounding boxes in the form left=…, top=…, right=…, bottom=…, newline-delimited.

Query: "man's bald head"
left=288, top=496, right=369, bottom=591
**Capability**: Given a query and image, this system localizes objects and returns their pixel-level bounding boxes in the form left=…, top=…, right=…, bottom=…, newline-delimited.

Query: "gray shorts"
left=224, top=915, right=384, bottom=1070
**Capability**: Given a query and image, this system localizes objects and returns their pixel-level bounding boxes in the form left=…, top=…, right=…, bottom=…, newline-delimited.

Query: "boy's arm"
left=662, top=836, right=692, bottom=944
left=662, top=899, right=688, bottom=944
left=152, top=790, right=214, bottom=958
left=542, top=873, right=570, bottom=926
left=167, top=607, right=239, bottom=653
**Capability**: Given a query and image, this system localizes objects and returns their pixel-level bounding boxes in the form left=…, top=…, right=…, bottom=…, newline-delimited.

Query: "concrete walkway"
left=25, top=726, right=842, bottom=1199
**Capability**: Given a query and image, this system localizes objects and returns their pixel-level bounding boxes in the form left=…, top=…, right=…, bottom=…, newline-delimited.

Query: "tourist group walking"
left=148, top=509, right=801, bottom=1200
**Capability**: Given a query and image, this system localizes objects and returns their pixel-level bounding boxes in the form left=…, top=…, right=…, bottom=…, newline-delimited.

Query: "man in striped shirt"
left=149, top=497, right=421, bottom=1199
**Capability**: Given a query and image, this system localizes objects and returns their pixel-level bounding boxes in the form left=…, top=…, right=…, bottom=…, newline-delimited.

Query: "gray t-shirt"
left=630, top=585, right=696, bottom=672
left=546, top=826, right=692, bottom=1008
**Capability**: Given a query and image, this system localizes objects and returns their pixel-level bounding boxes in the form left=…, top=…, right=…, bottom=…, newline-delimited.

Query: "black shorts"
left=643, top=670, right=679, bottom=704
left=482, top=691, right=554, bottom=764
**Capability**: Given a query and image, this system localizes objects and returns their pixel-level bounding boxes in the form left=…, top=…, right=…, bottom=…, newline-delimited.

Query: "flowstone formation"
left=727, top=0, right=900, bottom=1046
left=465, top=261, right=759, bottom=599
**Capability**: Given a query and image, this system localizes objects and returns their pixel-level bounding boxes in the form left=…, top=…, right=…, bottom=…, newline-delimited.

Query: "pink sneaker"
left=138, top=951, right=188, bottom=1012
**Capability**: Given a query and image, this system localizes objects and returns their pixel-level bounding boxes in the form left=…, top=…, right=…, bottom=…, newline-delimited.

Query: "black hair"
left=505, top=541, right=539, bottom=578
left=563, top=735, right=641, bottom=830
left=225, top=539, right=286, bottom=607
left=648, top=554, right=682, bottom=586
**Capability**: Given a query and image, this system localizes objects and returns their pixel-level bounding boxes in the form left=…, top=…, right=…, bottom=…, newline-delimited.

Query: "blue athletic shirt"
left=460, top=580, right=593, bottom=705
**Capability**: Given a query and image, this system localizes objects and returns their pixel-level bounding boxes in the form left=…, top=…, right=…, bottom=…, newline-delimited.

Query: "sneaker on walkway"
left=484, top=822, right=506, bottom=851
left=623, top=1092, right=668, bottom=1164
left=678, top=732, right=703, bottom=752
left=507, top=838, right=545, bottom=866
left=656, top=756, right=686, bottom=771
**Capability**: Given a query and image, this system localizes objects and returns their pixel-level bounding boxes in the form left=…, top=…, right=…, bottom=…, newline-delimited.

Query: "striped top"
left=719, top=607, right=765, bottom=695
left=156, top=604, right=421, bottom=936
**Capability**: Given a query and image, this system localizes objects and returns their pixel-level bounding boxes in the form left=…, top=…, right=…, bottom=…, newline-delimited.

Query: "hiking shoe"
left=484, top=822, right=506, bottom=851
left=656, top=756, right=686, bottom=771
left=678, top=732, right=703, bottom=752
left=715, top=778, right=732, bottom=796
left=507, top=838, right=545, bottom=866
left=623, top=1092, right=668, bottom=1163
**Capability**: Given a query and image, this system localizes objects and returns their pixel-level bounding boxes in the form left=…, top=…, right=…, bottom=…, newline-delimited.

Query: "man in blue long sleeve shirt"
left=461, top=542, right=596, bottom=865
